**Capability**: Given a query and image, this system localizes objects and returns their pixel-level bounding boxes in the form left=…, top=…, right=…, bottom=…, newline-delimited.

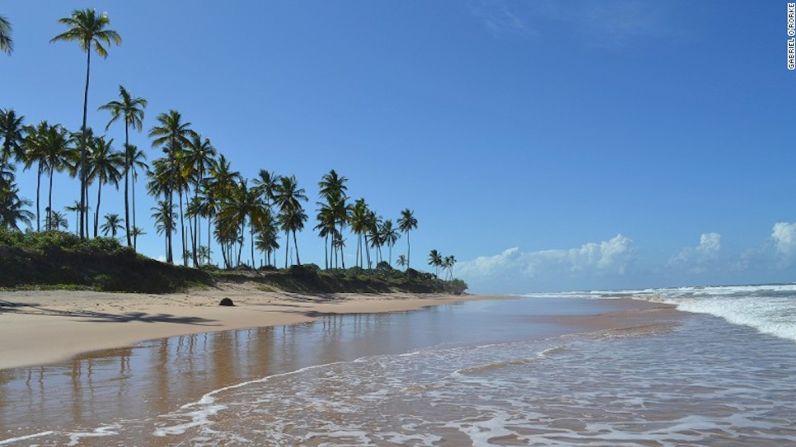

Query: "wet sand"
left=0, top=284, right=498, bottom=370
left=0, top=296, right=683, bottom=445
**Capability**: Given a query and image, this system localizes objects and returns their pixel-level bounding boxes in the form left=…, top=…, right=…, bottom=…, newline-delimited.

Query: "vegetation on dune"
left=0, top=9, right=467, bottom=295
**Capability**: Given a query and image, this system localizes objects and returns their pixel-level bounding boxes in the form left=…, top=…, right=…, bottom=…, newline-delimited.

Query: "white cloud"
left=668, top=232, right=721, bottom=273
left=457, top=234, right=635, bottom=286
left=157, top=255, right=167, bottom=263
left=772, top=222, right=796, bottom=257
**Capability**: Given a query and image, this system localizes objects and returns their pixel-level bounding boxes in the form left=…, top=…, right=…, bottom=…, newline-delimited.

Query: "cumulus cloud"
left=457, top=234, right=635, bottom=291
left=668, top=232, right=721, bottom=273
left=772, top=222, right=796, bottom=257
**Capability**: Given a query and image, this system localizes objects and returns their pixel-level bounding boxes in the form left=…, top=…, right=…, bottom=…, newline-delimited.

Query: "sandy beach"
left=0, top=283, right=494, bottom=370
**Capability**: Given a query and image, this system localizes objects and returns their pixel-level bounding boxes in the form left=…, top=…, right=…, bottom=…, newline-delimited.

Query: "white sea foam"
left=525, top=283, right=796, bottom=342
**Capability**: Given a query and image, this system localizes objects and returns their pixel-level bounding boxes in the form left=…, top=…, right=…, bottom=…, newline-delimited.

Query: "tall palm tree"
left=398, top=209, right=418, bottom=268
left=350, top=199, right=370, bottom=268
left=100, top=213, right=124, bottom=238
left=314, top=205, right=337, bottom=269
left=428, top=249, right=442, bottom=277
left=217, top=180, right=265, bottom=267
left=37, top=124, right=74, bottom=230
left=51, top=9, right=121, bottom=239
left=0, top=184, right=33, bottom=231
left=443, top=255, right=457, bottom=280
left=99, top=85, right=147, bottom=247
left=0, top=15, right=12, bottom=54
left=318, top=170, right=349, bottom=268
left=87, top=136, right=122, bottom=237
left=0, top=109, right=25, bottom=165
left=380, top=219, right=400, bottom=266
left=124, top=144, right=147, bottom=249
left=368, top=213, right=383, bottom=266
left=273, top=175, right=307, bottom=267
left=255, top=213, right=280, bottom=268
left=185, top=134, right=216, bottom=265
left=21, top=121, right=53, bottom=232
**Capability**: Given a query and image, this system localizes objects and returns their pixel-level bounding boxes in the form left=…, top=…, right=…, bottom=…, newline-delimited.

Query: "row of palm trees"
left=428, top=250, right=457, bottom=280
left=0, top=9, right=459, bottom=276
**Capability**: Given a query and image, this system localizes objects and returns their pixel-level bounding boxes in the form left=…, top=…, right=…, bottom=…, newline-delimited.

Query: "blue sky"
left=3, top=0, right=796, bottom=293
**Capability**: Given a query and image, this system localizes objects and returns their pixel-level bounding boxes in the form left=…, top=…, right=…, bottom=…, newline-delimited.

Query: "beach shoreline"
left=0, top=284, right=502, bottom=370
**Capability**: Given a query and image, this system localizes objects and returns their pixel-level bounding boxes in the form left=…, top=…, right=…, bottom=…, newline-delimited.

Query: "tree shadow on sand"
left=0, top=299, right=219, bottom=326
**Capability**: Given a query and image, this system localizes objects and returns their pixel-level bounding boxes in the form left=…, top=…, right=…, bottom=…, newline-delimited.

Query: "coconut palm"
left=36, top=124, right=74, bottom=230
left=152, top=200, right=175, bottom=258
left=0, top=15, right=11, bottom=54
left=0, top=109, right=25, bottom=166
left=100, top=213, right=124, bottom=238
left=368, top=213, right=384, bottom=266
left=255, top=208, right=279, bottom=267
left=99, top=85, right=147, bottom=247
left=124, top=144, right=147, bottom=249
left=87, top=136, right=122, bottom=237
left=398, top=209, right=418, bottom=268
left=428, top=249, right=443, bottom=277
left=20, top=121, right=50, bottom=231
left=380, top=219, right=400, bottom=266
left=315, top=204, right=337, bottom=269
left=184, top=134, right=216, bottom=265
left=217, top=180, right=266, bottom=267
left=442, top=255, right=457, bottom=280
left=147, top=157, right=177, bottom=263
left=64, top=201, right=85, bottom=235
left=273, top=175, right=308, bottom=267
left=349, top=199, right=370, bottom=268
left=396, top=254, right=408, bottom=269
left=51, top=9, right=121, bottom=239
left=131, top=226, right=145, bottom=249
left=0, top=184, right=33, bottom=231
left=47, top=210, right=69, bottom=231
left=318, top=169, right=349, bottom=268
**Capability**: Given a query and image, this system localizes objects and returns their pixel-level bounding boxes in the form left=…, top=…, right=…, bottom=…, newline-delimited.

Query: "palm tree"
left=99, top=85, right=147, bottom=247
left=147, top=157, right=177, bottom=263
left=131, top=226, right=146, bottom=249
left=428, top=249, right=442, bottom=277
left=380, top=219, right=400, bottom=266
left=273, top=175, right=308, bottom=267
left=47, top=210, right=69, bottom=231
left=318, top=169, right=349, bottom=268
left=51, top=9, right=121, bottom=239
left=217, top=180, right=265, bottom=267
left=0, top=109, right=25, bottom=165
left=350, top=199, right=370, bottom=268
left=87, top=136, right=122, bottom=237
left=396, top=254, right=408, bottom=269
left=0, top=15, right=12, bottom=54
left=37, top=124, right=74, bottom=230
left=255, top=218, right=280, bottom=268
left=398, top=209, right=418, bottom=268
left=442, top=255, right=457, bottom=280
left=368, top=213, right=383, bottom=266
left=21, top=121, right=49, bottom=231
left=0, top=184, right=33, bottom=231
left=65, top=200, right=85, bottom=235
left=152, top=200, right=175, bottom=258
left=124, top=144, right=147, bottom=249
left=314, top=205, right=337, bottom=269
left=100, top=213, right=124, bottom=238
left=185, top=134, right=216, bottom=265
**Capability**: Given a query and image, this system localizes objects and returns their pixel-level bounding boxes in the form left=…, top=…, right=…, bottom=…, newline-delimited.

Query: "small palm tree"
left=398, top=209, right=418, bottom=268
left=396, top=254, right=408, bottom=269
left=273, top=175, right=308, bottom=267
left=152, top=200, right=175, bottom=258
left=64, top=201, right=85, bottom=235
left=37, top=124, right=74, bottom=230
left=99, top=85, right=147, bottom=247
left=428, top=249, right=442, bottom=277
left=124, top=144, right=147, bottom=249
left=130, top=226, right=145, bottom=250
left=100, top=213, right=124, bottom=238
left=47, top=210, right=69, bottom=231
left=51, top=8, right=121, bottom=239
left=0, top=15, right=12, bottom=55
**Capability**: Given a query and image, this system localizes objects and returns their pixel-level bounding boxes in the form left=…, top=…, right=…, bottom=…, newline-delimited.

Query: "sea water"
left=1, top=288, right=795, bottom=446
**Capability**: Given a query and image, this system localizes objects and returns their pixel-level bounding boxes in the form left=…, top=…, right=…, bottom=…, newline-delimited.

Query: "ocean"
left=1, top=286, right=795, bottom=446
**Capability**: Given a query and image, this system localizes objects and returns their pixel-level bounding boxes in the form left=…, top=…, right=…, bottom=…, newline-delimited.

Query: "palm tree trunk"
left=250, top=222, right=255, bottom=268
left=407, top=232, right=411, bottom=268
left=35, top=163, right=41, bottom=232
left=207, top=215, right=212, bottom=265
left=179, top=189, right=186, bottom=266
left=389, top=244, right=392, bottom=266
left=47, top=167, right=54, bottom=231
left=293, top=230, right=301, bottom=265
left=132, top=172, right=137, bottom=249
left=124, top=123, right=131, bottom=247
left=94, top=180, right=102, bottom=238
left=324, top=234, right=328, bottom=269
left=167, top=191, right=174, bottom=264
left=237, top=222, right=244, bottom=267
left=284, top=230, right=290, bottom=268
left=79, top=49, right=91, bottom=240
